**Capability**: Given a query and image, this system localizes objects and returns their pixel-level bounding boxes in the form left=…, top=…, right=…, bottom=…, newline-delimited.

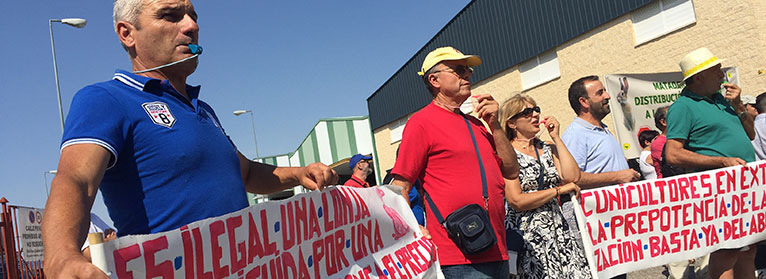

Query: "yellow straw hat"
left=418, top=46, right=481, bottom=76
left=679, top=48, right=725, bottom=81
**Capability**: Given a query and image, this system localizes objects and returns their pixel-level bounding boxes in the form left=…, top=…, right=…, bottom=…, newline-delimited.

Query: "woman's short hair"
left=499, top=93, right=536, bottom=140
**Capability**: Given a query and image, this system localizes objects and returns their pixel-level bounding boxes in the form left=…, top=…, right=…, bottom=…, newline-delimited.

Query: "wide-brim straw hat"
left=680, top=47, right=725, bottom=81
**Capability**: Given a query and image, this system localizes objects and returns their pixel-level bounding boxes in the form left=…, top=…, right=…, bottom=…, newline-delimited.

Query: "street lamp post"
left=43, top=170, right=57, bottom=198
left=233, top=110, right=260, bottom=158
left=49, top=18, right=87, bottom=133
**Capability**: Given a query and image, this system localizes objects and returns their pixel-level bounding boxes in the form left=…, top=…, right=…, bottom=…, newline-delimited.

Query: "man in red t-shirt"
left=390, top=46, right=519, bottom=278
left=344, top=154, right=372, bottom=188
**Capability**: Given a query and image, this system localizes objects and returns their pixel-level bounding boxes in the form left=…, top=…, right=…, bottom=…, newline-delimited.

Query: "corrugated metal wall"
left=254, top=116, right=372, bottom=166
left=367, top=0, right=655, bottom=130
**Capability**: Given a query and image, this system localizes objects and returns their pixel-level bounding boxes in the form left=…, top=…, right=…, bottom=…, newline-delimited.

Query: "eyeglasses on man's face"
left=433, top=65, right=474, bottom=78
left=511, top=106, right=541, bottom=119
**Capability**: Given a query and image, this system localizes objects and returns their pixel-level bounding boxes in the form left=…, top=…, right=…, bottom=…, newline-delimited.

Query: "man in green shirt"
left=665, top=47, right=756, bottom=279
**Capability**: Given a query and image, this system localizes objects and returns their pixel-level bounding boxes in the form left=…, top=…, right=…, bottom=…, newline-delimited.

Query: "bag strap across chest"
left=423, top=116, right=489, bottom=226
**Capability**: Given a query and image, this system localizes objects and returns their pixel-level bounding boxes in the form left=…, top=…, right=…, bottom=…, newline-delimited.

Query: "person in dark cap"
left=344, top=154, right=373, bottom=188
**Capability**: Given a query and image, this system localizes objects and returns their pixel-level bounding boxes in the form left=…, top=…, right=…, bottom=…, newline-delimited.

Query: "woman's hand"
left=542, top=116, right=560, bottom=138
left=558, top=182, right=580, bottom=199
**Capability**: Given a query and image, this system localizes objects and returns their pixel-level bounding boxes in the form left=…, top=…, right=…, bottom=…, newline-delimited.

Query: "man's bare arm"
left=578, top=169, right=640, bottom=189
left=490, top=122, right=520, bottom=179
left=42, top=144, right=111, bottom=279
left=474, top=94, right=519, bottom=179
left=741, top=113, right=755, bottom=140
left=391, top=175, right=430, bottom=239
left=390, top=175, right=413, bottom=206
left=238, top=152, right=338, bottom=193
left=664, top=139, right=746, bottom=169
left=723, top=83, right=755, bottom=140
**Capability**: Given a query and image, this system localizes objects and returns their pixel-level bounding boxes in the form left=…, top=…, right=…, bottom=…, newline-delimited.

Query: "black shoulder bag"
left=422, top=117, right=497, bottom=255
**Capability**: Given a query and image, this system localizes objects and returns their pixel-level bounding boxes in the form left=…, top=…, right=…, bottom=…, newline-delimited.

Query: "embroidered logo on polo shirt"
left=142, top=102, right=176, bottom=128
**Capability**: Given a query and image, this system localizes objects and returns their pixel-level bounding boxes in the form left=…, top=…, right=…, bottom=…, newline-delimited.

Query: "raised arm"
left=42, top=144, right=111, bottom=279
left=723, top=83, right=755, bottom=140
left=543, top=116, right=580, bottom=184
left=238, top=152, right=338, bottom=194
left=474, top=94, right=519, bottom=179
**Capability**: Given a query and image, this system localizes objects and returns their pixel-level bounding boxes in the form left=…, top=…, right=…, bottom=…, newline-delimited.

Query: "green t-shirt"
left=666, top=88, right=755, bottom=162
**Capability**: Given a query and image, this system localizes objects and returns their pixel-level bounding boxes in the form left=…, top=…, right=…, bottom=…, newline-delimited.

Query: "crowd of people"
left=39, top=0, right=762, bottom=278
left=388, top=45, right=762, bottom=279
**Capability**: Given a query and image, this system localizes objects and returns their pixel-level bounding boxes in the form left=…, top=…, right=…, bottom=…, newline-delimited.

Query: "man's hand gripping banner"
left=93, top=186, right=443, bottom=279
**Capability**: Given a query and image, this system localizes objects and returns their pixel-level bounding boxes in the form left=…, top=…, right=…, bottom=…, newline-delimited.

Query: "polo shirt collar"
left=350, top=174, right=369, bottom=187
left=573, top=116, right=608, bottom=131
left=681, top=87, right=724, bottom=104
left=112, top=69, right=201, bottom=99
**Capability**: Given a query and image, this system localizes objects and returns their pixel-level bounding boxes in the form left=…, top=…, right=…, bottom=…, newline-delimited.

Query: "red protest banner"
left=575, top=161, right=766, bottom=278
left=95, top=186, right=442, bottom=279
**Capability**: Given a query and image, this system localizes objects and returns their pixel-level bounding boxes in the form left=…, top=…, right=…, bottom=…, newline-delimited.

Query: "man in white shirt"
left=751, top=93, right=766, bottom=160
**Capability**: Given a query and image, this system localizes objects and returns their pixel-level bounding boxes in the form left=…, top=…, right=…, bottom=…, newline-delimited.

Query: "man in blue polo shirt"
left=562, top=75, right=640, bottom=279
left=562, top=76, right=640, bottom=187
left=664, top=47, right=755, bottom=279
left=41, top=0, right=338, bottom=278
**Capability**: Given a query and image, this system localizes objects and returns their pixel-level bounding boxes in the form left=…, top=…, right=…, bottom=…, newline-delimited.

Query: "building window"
left=520, top=50, right=560, bottom=91
left=389, top=117, right=408, bottom=143
left=632, top=0, right=696, bottom=46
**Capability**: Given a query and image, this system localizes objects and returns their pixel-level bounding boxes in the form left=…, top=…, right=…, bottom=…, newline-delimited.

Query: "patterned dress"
left=505, top=141, right=592, bottom=279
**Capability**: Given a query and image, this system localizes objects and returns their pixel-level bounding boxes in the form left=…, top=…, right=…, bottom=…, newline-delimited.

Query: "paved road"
left=627, top=265, right=666, bottom=279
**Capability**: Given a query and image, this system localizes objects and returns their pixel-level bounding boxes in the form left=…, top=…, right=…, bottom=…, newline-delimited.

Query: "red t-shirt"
left=650, top=134, right=666, bottom=178
left=343, top=174, right=370, bottom=188
left=392, top=103, right=508, bottom=265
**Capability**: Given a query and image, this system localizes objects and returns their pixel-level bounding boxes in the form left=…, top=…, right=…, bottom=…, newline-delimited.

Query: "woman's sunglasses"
left=511, top=106, right=540, bottom=119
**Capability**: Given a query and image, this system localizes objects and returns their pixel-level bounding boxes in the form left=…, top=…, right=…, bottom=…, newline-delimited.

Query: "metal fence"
left=1, top=198, right=44, bottom=279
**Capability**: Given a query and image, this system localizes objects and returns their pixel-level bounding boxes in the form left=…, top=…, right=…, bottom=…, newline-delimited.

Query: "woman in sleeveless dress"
left=499, top=94, right=592, bottom=279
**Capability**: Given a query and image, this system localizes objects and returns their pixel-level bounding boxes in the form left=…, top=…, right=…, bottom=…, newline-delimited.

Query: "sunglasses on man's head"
left=511, top=106, right=541, bottom=119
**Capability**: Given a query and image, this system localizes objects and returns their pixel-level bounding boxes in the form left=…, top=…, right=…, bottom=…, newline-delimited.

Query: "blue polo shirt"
left=562, top=117, right=629, bottom=173
left=62, top=70, right=248, bottom=236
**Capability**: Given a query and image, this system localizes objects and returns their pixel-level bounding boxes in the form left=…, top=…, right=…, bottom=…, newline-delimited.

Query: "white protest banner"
left=98, top=185, right=443, bottom=279
left=16, top=207, right=45, bottom=261
left=604, top=68, right=739, bottom=159
left=575, top=161, right=766, bottom=278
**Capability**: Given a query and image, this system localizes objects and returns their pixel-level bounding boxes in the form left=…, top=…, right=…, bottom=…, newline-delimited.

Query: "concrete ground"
left=627, top=265, right=666, bottom=279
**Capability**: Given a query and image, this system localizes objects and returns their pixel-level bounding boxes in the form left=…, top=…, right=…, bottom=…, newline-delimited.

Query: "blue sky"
left=0, top=1, right=470, bottom=227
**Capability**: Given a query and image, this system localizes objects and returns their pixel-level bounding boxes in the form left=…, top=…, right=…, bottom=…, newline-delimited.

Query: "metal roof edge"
left=366, top=0, right=476, bottom=102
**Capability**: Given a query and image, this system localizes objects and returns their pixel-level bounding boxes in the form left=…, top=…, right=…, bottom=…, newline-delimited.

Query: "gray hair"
left=422, top=63, right=442, bottom=96
left=654, top=106, right=669, bottom=131
left=113, top=0, right=145, bottom=51
left=113, top=0, right=144, bottom=28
